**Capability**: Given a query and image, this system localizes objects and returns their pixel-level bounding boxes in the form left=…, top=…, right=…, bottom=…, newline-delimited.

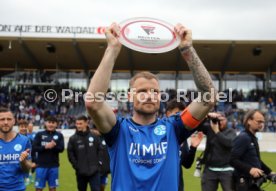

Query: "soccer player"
left=165, top=98, right=203, bottom=191
left=33, top=116, right=64, bottom=191
left=27, top=121, right=38, bottom=183
left=18, top=120, right=28, bottom=136
left=85, top=23, right=216, bottom=190
left=18, top=119, right=33, bottom=185
left=0, top=107, right=32, bottom=191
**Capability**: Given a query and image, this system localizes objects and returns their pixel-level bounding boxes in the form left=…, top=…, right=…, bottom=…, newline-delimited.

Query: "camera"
left=193, top=157, right=202, bottom=177
left=253, top=176, right=267, bottom=188
left=253, top=174, right=276, bottom=187
left=268, top=174, right=276, bottom=184
left=210, top=118, right=219, bottom=124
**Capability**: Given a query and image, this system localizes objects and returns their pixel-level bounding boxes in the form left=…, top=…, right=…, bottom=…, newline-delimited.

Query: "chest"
left=0, top=141, right=24, bottom=162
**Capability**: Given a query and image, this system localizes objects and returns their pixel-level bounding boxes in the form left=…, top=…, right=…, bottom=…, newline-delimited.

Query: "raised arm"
left=175, top=24, right=216, bottom=127
left=85, top=23, right=122, bottom=133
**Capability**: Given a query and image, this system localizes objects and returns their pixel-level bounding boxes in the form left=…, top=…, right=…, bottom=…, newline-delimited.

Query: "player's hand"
left=191, top=131, right=204, bottom=148
left=174, top=24, right=192, bottom=50
left=250, top=167, right=264, bottom=178
left=45, top=140, right=56, bottom=149
left=19, top=149, right=30, bottom=162
left=105, top=23, right=122, bottom=53
left=31, top=162, right=37, bottom=168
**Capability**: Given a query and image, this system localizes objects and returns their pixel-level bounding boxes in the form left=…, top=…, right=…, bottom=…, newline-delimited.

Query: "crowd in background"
left=0, top=84, right=276, bottom=132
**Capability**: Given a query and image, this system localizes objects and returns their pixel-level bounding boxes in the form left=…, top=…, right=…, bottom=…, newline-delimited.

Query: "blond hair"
left=129, top=71, right=159, bottom=88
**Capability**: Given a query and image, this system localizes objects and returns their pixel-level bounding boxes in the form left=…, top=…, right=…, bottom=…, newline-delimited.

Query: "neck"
left=132, top=112, right=157, bottom=125
left=248, top=128, right=256, bottom=135
left=0, top=131, right=16, bottom=142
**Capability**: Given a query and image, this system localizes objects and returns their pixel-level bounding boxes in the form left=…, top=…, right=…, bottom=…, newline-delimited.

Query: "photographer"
left=200, top=112, right=236, bottom=191
left=230, top=110, right=275, bottom=191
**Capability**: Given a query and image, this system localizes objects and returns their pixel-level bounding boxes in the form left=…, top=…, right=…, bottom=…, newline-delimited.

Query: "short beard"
left=0, top=127, right=13, bottom=134
left=135, top=108, right=158, bottom=116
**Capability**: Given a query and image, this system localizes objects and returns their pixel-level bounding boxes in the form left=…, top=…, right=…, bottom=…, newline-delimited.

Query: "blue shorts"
left=100, top=175, right=108, bottom=185
left=35, top=167, right=59, bottom=189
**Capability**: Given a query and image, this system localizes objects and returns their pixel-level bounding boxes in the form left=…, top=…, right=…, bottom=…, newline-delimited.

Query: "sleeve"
left=230, top=135, right=252, bottom=175
left=216, top=129, right=236, bottom=148
left=102, top=117, right=122, bottom=147
left=196, top=119, right=210, bottom=135
left=95, top=136, right=103, bottom=160
left=67, top=136, right=78, bottom=170
left=32, top=132, right=46, bottom=152
left=25, top=138, right=32, bottom=161
left=172, top=114, right=200, bottom=144
left=180, top=108, right=202, bottom=130
left=53, top=133, right=64, bottom=153
left=261, top=161, right=272, bottom=175
left=180, top=141, right=197, bottom=169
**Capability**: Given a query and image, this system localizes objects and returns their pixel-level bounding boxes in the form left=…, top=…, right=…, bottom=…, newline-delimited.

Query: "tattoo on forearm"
left=182, top=47, right=215, bottom=105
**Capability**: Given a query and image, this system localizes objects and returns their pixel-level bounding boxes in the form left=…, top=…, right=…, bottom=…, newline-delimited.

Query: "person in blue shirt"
left=27, top=122, right=37, bottom=181
left=85, top=22, right=216, bottom=191
left=0, top=107, right=32, bottom=191
left=18, top=119, right=33, bottom=185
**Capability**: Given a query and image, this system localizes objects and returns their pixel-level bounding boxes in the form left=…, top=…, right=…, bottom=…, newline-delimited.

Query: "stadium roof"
left=1, top=37, right=276, bottom=75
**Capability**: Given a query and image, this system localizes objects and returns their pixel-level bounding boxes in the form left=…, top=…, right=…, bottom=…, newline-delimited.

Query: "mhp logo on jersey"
left=154, top=125, right=166, bottom=136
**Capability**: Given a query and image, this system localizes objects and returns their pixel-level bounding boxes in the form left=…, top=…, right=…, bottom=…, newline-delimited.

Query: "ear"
left=128, top=91, right=134, bottom=103
left=247, top=118, right=253, bottom=127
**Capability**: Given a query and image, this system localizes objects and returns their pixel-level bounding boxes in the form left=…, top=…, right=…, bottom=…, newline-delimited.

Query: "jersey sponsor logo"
left=42, top=135, right=48, bottom=140
left=153, top=125, right=166, bottom=136
left=41, top=141, right=49, bottom=146
left=14, top=144, right=22, bottom=151
left=129, top=142, right=168, bottom=156
left=0, top=153, right=20, bottom=161
left=53, top=135, right=59, bottom=140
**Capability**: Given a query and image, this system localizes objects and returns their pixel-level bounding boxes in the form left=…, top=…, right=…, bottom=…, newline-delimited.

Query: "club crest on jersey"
left=154, top=125, right=166, bottom=136
left=53, top=135, right=58, bottom=140
left=102, top=140, right=106, bottom=145
left=89, top=137, right=94, bottom=142
left=14, top=144, right=22, bottom=151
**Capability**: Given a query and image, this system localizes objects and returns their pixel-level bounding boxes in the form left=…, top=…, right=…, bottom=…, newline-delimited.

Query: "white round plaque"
left=119, top=17, right=180, bottom=53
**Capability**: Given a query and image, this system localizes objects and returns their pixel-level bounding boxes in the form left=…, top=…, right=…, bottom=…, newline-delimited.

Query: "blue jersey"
left=0, top=133, right=31, bottom=191
left=103, top=115, right=192, bottom=191
left=27, top=132, right=36, bottom=142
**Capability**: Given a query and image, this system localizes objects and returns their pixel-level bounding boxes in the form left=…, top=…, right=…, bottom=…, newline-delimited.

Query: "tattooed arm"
left=85, top=23, right=121, bottom=133
left=175, top=24, right=216, bottom=122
